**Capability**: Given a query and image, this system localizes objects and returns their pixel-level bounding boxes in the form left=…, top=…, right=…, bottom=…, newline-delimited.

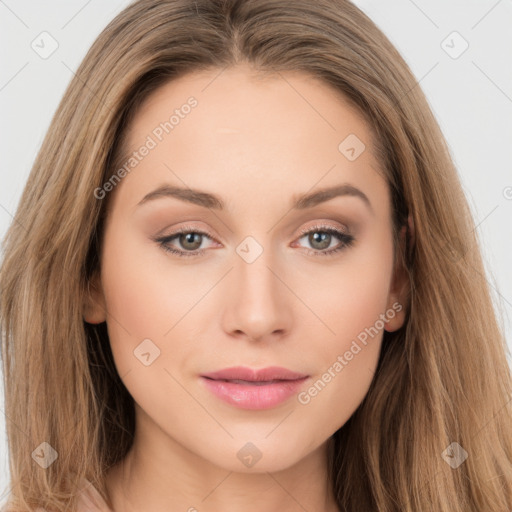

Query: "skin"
left=84, top=63, right=408, bottom=512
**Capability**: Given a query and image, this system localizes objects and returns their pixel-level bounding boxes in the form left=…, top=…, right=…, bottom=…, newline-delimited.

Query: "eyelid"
left=156, top=219, right=349, bottom=245
left=295, top=220, right=350, bottom=238
left=155, top=222, right=219, bottom=243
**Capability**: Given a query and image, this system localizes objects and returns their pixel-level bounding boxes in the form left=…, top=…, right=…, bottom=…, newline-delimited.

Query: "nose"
left=221, top=245, right=293, bottom=343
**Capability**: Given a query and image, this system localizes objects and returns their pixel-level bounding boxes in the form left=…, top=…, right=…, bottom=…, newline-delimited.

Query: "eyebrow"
left=136, top=183, right=373, bottom=213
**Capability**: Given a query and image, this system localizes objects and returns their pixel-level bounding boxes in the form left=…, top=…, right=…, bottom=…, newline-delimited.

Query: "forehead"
left=108, top=65, right=387, bottom=215
left=127, top=65, right=377, bottom=148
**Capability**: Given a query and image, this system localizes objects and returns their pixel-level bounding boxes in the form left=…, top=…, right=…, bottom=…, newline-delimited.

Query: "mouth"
left=200, top=366, right=309, bottom=410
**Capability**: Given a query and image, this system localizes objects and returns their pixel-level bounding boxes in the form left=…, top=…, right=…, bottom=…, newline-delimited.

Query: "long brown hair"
left=1, top=0, right=511, bottom=510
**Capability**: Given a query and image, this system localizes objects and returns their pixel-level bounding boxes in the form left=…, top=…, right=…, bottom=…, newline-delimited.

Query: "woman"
left=1, top=0, right=511, bottom=510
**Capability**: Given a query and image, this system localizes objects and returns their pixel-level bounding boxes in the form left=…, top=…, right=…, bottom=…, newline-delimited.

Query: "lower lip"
left=200, top=377, right=309, bottom=410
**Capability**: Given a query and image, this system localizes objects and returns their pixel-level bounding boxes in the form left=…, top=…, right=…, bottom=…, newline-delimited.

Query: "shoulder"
left=76, top=478, right=113, bottom=512
left=0, top=479, right=112, bottom=512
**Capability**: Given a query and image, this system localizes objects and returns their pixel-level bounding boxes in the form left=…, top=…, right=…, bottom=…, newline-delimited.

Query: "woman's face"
left=85, top=64, right=406, bottom=473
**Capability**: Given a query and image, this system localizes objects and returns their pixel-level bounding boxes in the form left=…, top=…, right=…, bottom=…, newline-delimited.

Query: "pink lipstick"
left=200, top=366, right=309, bottom=410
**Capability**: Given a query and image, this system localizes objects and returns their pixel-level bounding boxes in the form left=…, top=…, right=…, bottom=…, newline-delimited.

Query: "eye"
left=293, top=224, right=355, bottom=257
left=155, top=226, right=216, bottom=258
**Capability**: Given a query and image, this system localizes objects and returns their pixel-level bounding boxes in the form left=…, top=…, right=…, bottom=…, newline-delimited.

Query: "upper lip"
left=201, top=366, right=308, bottom=382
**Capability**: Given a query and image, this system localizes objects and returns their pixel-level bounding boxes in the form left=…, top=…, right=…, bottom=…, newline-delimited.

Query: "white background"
left=0, top=0, right=511, bottom=502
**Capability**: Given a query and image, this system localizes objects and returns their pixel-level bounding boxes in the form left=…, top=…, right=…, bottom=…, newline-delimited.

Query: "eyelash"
left=155, top=223, right=355, bottom=258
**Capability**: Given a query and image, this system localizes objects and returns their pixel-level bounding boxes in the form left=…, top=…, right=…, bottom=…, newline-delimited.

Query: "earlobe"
left=384, top=295, right=407, bottom=332
left=384, top=215, right=414, bottom=333
left=83, top=272, right=107, bottom=324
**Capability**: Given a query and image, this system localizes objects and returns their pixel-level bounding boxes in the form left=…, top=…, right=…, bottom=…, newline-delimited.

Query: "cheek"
left=102, top=216, right=204, bottom=323
left=99, top=223, right=183, bottom=371
left=99, top=219, right=224, bottom=388
left=304, top=230, right=394, bottom=360
left=293, top=229, right=394, bottom=419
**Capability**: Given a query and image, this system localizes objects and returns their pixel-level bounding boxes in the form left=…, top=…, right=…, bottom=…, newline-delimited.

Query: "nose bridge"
left=223, top=234, right=292, bottom=340
left=238, top=243, right=276, bottom=298
left=236, top=235, right=281, bottom=309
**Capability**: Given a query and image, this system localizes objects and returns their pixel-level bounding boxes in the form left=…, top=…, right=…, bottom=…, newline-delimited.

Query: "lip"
left=200, top=366, right=309, bottom=410
left=201, top=366, right=308, bottom=382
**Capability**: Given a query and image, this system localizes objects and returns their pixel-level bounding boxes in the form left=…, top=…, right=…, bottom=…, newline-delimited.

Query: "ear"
left=83, top=270, right=107, bottom=324
left=384, top=214, right=414, bottom=333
